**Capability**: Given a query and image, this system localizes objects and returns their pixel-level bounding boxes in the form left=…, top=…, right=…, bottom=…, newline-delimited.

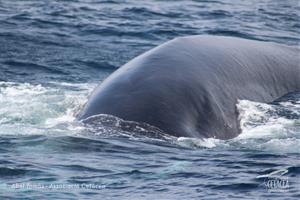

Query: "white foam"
left=0, top=81, right=91, bottom=135
left=234, top=99, right=300, bottom=153
left=237, top=99, right=299, bottom=139
left=177, top=137, right=222, bottom=149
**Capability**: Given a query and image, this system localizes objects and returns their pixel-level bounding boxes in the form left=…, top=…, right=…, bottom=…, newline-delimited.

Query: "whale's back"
left=78, top=36, right=300, bottom=139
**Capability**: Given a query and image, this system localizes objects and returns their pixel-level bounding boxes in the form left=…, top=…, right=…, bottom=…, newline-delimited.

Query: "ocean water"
left=0, top=0, right=299, bottom=199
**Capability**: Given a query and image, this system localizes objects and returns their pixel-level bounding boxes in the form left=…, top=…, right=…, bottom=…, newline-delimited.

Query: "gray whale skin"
left=78, top=36, right=300, bottom=139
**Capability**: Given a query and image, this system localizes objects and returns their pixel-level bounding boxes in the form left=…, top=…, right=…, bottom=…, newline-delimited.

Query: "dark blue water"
left=0, top=0, right=299, bottom=199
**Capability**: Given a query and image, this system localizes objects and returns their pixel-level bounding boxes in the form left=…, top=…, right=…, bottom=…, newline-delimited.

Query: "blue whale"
left=78, top=36, right=300, bottom=139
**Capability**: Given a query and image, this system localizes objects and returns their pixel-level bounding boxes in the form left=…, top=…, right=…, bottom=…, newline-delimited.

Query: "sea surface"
left=0, top=0, right=299, bottom=199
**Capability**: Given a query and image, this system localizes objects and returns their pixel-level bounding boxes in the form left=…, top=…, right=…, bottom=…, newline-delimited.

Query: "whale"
left=78, top=35, right=300, bottom=139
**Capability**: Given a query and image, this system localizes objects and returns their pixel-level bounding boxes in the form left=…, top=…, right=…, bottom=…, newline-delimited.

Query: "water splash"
left=0, top=81, right=91, bottom=136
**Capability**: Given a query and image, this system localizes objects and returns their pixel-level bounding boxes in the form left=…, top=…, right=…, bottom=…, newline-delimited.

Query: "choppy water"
left=0, top=0, right=299, bottom=199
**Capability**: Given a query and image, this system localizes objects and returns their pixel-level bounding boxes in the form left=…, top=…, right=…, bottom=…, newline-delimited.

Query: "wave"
left=3, top=60, right=66, bottom=74
left=122, top=7, right=184, bottom=18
